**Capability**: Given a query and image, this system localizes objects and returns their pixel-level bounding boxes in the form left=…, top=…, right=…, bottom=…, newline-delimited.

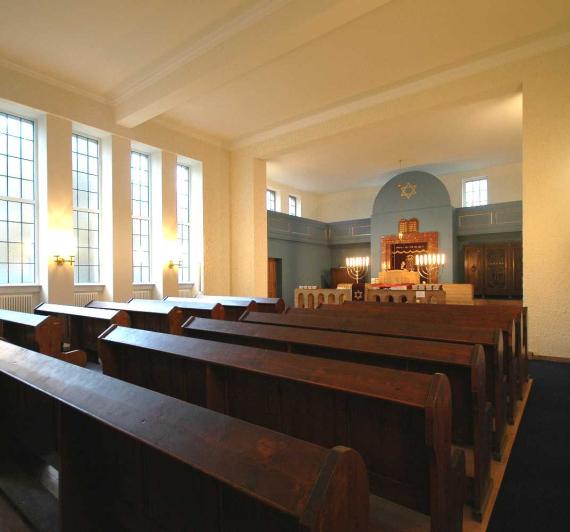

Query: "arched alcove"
left=370, top=171, right=454, bottom=282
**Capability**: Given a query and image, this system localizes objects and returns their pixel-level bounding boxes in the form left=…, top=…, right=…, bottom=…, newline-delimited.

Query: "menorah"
left=415, top=253, right=445, bottom=283
left=345, top=256, right=370, bottom=283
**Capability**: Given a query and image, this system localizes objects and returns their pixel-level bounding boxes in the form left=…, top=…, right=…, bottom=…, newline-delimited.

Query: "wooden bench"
left=320, top=301, right=527, bottom=401
left=86, top=300, right=203, bottom=334
left=0, top=308, right=85, bottom=366
left=163, top=296, right=250, bottom=320
left=186, top=294, right=285, bottom=313
left=35, top=303, right=130, bottom=363
left=0, top=340, right=368, bottom=532
left=242, top=309, right=508, bottom=454
left=99, top=325, right=466, bottom=531
left=182, top=315, right=492, bottom=517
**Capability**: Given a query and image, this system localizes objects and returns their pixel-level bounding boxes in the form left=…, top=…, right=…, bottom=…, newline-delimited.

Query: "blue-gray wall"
left=268, top=194, right=522, bottom=305
left=268, top=212, right=370, bottom=305
left=371, top=171, right=454, bottom=282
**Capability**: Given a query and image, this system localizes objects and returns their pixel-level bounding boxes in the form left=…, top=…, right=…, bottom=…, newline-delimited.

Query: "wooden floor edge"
left=463, top=378, right=533, bottom=532
left=530, top=354, right=570, bottom=363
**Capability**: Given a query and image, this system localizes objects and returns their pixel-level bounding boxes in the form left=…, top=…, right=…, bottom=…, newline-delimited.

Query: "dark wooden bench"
left=334, top=301, right=528, bottom=391
left=99, top=325, right=466, bottom=531
left=186, top=294, right=285, bottom=313
left=164, top=296, right=254, bottom=320
left=86, top=300, right=195, bottom=334
left=0, top=309, right=85, bottom=366
left=242, top=309, right=509, bottom=449
left=130, top=297, right=226, bottom=320
left=182, top=315, right=492, bottom=517
left=0, top=340, right=368, bottom=532
left=35, top=303, right=130, bottom=363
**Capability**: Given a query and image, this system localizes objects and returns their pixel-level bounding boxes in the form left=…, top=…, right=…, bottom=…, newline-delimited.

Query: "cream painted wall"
left=316, top=186, right=378, bottom=222
left=0, top=62, right=232, bottom=298
left=308, top=162, right=522, bottom=223
left=266, top=180, right=320, bottom=219
left=522, top=46, right=570, bottom=358
left=231, top=154, right=267, bottom=296
left=438, top=162, right=522, bottom=208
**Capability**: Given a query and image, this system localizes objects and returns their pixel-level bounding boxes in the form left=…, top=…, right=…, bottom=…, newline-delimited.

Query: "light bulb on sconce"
left=53, top=254, right=75, bottom=266
left=164, top=239, right=182, bottom=270
left=51, top=229, right=75, bottom=267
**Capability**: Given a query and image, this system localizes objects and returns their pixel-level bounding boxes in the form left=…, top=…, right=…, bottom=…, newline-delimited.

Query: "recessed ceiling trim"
left=0, top=56, right=108, bottom=104
left=111, top=0, right=293, bottom=106
left=230, top=30, right=570, bottom=151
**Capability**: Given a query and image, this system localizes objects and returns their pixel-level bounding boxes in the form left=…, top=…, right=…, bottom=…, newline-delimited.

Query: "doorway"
left=268, top=258, right=282, bottom=298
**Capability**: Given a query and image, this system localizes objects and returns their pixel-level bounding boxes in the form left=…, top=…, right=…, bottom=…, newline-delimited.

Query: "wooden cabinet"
left=464, top=243, right=522, bottom=298
left=330, top=267, right=353, bottom=287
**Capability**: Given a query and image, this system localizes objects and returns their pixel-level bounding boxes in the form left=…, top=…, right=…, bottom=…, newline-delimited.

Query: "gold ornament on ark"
left=398, top=182, right=416, bottom=200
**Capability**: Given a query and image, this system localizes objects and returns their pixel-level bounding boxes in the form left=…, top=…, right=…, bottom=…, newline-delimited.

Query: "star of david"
left=398, top=182, right=417, bottom=200
left=353, top=289, right=363, bottom=300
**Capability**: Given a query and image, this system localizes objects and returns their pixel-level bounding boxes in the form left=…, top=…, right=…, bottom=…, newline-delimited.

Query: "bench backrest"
left=163, top=296, right=248, bottom=320
left=0, top=308, right=62, bottom=356
left=35, top=303, right=130, bottom=360
left=0, top=340, right=368, bottom=532
left=193, top=294, right=286, bottom=313
left=99, top=326, right=464, bottom=531
left=87, top=300, right=187, bottom=334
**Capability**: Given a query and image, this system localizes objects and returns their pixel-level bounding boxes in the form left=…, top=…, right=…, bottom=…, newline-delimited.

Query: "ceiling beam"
left=113, top=0, right=392, bottom=128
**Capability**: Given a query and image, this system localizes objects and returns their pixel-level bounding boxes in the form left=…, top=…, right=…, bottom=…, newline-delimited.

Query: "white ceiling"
left=1, top=0, right=569, bottom=193
left=267, top=91, right=523, bottom=192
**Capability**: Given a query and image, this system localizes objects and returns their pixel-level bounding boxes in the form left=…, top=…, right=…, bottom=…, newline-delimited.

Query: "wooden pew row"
left=163, top=296, right=255, bottom=321
left=182, top=316, right=492, bottom=518
left=99, top=326, right=466, bottom=532
left=35, top=303, right=130, bottom=363
left=86, top=299, right=224, bottom=334
left=129, top=298, right=226, bottom=320
left=0, top=340, right=368, bottom=532
left=195, top=294, right=286, bottom=313
left=310, top=303, right=521, bottom=410
left=336, top=301, right=528, bottom=390
left=0, top=309, right=86, bottom=366
left=242, top=309, right=508, bottom=452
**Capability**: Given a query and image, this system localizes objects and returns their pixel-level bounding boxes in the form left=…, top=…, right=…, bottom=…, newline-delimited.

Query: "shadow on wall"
left=370, top=171, right=454, bottom=283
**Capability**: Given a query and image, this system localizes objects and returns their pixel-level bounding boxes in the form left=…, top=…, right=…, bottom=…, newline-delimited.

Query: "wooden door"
left=267, top=258, right=278, bottom=298
left=484, top=244, right=510, bottom=296
left=463, top=246, right=484, bottom=296
left=510, top=243, right=523, bottom=297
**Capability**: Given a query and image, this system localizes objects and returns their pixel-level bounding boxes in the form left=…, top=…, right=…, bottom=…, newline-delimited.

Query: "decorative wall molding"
left=455, top=201, right=522, bottom=236
left=268, top=211, right=371, bottom=246
left=328, top=219, right=371, bottom=245
left=268, top=211, right=329, bottom=245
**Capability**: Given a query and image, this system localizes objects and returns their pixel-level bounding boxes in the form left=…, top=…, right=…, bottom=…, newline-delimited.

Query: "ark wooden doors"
left=463, top=243, right=522, bottom=298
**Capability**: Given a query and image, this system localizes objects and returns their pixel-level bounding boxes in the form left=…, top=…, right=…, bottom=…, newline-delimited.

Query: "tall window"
left=72, top=134, right=100, bottom=283
left=177, top=164, right=191, bottom=283
left=463, top=178, right=488, bottom=207
left=131, top=152, right=151, bottom=283
left=288, top=194, right=299, bottom=216
left=266, top=189, right=276, bottom=211
left=0, top=112, right=35, bottom=284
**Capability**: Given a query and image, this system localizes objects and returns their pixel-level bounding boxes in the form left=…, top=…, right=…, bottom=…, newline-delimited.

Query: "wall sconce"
left=54, top=255, right=75, bottom=266
left=167, top=259, right=182, bottom=270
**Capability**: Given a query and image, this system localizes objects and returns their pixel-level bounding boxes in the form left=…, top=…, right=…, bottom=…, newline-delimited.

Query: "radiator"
left=0, top=294, right=34, bottom=313
left=133, top=289, right=153, bottom=300
left=178, top=288, right=196, bottom=298
left=74, top=292, right=99, bottom=307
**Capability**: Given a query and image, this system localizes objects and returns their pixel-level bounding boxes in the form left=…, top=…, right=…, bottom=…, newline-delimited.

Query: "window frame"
left=176, top=163, right=192, bottom=284
left=266, top=189, right=277, bottom=212
left=462, top=177, right=488, bottom=208
left=288, top=194, right=298, bottom=216
left=130, top=151, right=152, bottom=284
left=0, top=111, right=38, bottom=285
left=72, top=132, right=101, bottom=284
